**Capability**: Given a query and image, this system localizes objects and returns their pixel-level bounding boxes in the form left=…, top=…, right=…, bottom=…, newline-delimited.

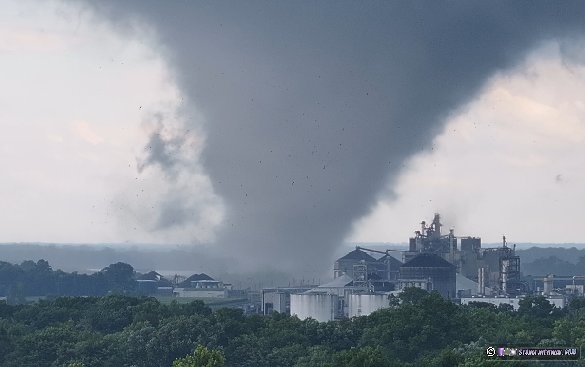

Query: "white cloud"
left=72, top=120, right=104, bottom=145
left=0, top=0, right=223, bottom=245
left=0, top=28, right=65, bottom=53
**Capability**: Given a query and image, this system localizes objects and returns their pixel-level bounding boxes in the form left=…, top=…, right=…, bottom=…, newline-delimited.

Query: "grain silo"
left=347, top=293, right=391, bottom=317
left=290, top=293, right=339, bottom=322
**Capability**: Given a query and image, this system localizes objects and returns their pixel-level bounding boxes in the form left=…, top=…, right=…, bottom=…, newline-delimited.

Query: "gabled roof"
left=401, top=253, right=455, bottom=268
left=178, top=273, right=215, bottom=287
left=137, top=271, right=173, bottom=287
left=186, top=273, right=214, bottom=281
left=137, top=271, right=164, bottom=281
left=337, top=249, right=377, bottom=262
left=378, top=254, right=403, bottom=268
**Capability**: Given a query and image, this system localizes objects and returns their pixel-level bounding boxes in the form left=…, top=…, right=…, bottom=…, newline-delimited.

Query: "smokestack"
left=433, top=213, right=441, bottom=236
left=544, top=274, right=554, bottom=296
left=478, top=267, right=485, bottom=296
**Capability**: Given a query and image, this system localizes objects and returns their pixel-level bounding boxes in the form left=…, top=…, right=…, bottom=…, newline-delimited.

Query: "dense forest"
left=1, top=288, right=584, bottom=366
left=523, top=255, right=585, bottom=276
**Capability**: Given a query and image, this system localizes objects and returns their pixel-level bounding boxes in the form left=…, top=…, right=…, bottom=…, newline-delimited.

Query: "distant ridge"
left=1, top=242, right=585, bottom=280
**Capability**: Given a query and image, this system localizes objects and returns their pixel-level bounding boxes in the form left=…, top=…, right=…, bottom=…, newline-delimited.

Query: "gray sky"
left=2, top=0, right=585, bottom=273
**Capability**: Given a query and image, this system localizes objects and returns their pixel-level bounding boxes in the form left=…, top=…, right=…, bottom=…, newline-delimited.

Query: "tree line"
left=1, top=288, right=585, bottom=366
left=0, top=260, right=137, bottom=303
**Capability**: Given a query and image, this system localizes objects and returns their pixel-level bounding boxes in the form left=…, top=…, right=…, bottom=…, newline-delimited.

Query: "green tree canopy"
left=172, top=345, right=225, bottom=367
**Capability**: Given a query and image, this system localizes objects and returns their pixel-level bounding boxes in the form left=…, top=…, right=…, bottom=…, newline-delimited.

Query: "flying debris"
left=85, top=1, right=585, bottom=273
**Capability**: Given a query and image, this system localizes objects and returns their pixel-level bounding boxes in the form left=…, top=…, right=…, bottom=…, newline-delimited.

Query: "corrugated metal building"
left=334, top=249, right=386, bottom=279
left=399, top=253, right=456, bottom=299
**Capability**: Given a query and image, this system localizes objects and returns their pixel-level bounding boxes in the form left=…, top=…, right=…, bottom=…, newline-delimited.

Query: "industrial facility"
left=137, top=271, right=234, bottom=299
left=263, top=213, right=571, bottom=321
left=399, top=213, right=528, bottom=298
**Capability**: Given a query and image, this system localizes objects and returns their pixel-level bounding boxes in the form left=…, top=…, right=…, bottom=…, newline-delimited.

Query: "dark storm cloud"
left=82, top=1, right=585, bottom=273
left=156, top=194, right=197, bottom=230
left=136, top=112, right=185, bottom=177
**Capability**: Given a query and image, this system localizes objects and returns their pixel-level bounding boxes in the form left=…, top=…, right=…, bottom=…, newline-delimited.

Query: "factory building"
left=399, top=253, right=457, bottom=299
left=401, top=214, right=524, bottom=297
left=346, top=214, right=526, bottom=299
left=459, top=237, right=482, bottom=280
left=377, top=253, right=402, bottom=281
left=134, top=271, right=237, bottom=299
left=334, top=249, right=386, bottom=280
left=174, top=273, right=229, bottom=298
left=267, top=212, right=537, bottom=322
left=334, top=247, right=401, bottom=283
left=478, top=242, right=523, bottom=295
left=403, top=213, right=459, bottom=265
left=528, top=274, right=585, bottom=297
left=332, top=214, right=525, bottom=301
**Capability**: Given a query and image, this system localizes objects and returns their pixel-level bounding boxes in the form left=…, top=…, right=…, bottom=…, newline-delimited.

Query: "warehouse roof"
left=178, top=273, right=215, bottom=287
left=137, top=271, right=173, bottom=287
left=337, top=249, right=377, bottom=262
left=137, top=271, right=164, bottom=281
left=378, top=254, right=403, bottom=268
left=318, top=274, right=354, bottom=288
left=401, top=253, right=455, bottom=268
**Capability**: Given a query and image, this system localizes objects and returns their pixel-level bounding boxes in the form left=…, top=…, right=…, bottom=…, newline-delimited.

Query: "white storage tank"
left=348, top=293, right=390, bottom=318
left=290, top=293, right=338, bottom=322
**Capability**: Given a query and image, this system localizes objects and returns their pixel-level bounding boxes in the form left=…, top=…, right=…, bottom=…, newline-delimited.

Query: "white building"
left=461, top=296, right=566, bottom=310
left=174, top=276, right=228, bottom=298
